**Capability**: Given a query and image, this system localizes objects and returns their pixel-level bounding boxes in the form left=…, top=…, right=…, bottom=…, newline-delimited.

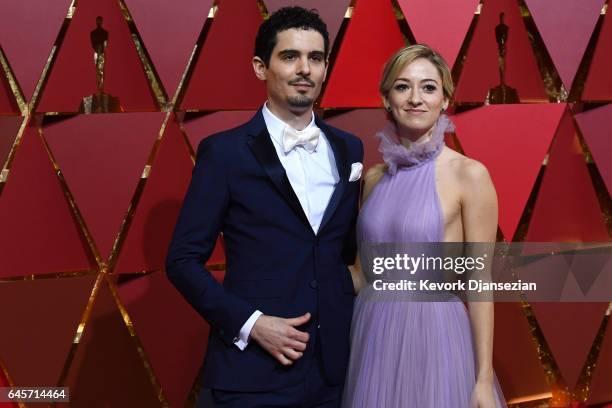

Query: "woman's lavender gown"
left=342, top=117, right=507, bottom=408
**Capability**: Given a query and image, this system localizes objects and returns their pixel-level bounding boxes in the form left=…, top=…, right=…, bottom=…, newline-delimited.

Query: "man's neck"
left=266, top=100, right=313, bottom=131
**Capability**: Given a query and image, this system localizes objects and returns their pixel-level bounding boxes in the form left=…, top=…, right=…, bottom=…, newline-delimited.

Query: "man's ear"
left=252, top=56, right=267, bottom=81
left=322, top=58, right=330, bottom=82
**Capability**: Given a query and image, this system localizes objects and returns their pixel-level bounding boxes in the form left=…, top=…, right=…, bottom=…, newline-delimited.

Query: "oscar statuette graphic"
left=79, top=16, right=121, bottom=113
left=487, top=12, right=519, bottom=104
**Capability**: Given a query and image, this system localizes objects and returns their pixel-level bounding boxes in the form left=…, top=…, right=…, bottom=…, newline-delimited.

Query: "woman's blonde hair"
left=379, top=44, right=454, bottom=102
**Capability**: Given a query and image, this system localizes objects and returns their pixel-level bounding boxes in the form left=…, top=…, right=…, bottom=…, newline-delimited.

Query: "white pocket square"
left=349, top=162, right=363, bottom=182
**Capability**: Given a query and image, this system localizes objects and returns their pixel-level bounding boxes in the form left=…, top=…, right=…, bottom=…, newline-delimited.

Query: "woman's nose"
left=408, top=89, right=422, bottom=105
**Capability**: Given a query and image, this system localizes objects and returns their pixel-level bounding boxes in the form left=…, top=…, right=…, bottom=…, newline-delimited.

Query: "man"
left=166, top=6, right=363, bottom=407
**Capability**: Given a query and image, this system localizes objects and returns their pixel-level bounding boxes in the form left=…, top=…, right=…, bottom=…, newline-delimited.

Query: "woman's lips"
left=404, top=109, right=427, bottom=115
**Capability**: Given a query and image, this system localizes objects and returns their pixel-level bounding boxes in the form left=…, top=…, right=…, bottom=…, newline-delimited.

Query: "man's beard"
left=287, top=94, right=314, bottom=108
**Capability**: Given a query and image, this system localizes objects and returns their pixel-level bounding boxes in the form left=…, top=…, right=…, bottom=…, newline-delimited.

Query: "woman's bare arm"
left=460, top=159, right=499, bottom=406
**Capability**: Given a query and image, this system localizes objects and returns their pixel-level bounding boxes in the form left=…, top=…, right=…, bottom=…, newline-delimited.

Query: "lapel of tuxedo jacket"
left=246, top=110, right=314, bottom=233
left=316, top=117, right=349, bottom=234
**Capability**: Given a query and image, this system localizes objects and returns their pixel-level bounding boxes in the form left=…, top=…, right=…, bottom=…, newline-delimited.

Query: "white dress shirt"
left=233, top=103, right=339, bottom=350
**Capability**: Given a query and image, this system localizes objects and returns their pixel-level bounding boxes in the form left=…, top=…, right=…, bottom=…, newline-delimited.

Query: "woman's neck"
left=398, top=126, right=434, bottom=149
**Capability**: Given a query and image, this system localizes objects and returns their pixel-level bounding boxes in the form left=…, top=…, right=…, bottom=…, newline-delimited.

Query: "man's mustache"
left=288, top=78, right=315, bottom=87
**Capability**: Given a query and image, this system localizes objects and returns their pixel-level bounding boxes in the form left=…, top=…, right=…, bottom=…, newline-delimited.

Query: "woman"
left=343, top=45, right=506, bottom=407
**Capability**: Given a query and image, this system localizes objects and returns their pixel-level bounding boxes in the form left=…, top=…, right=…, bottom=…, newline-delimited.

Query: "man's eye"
left=310, top=55, right=323, bottom=62
left=283, top=54, right=296, bottom=61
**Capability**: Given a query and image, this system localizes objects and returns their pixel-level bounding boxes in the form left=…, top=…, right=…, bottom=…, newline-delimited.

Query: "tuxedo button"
left=309, top=279, right=318, bottom=289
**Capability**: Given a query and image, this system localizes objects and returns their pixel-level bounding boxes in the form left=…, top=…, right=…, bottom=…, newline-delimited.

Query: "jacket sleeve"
left=342, top=136, right=364, bottom=266
left=165, top=136, right=256, bottom=346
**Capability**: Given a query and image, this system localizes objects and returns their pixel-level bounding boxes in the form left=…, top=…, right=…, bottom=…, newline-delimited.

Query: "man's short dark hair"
left=254, top=6, right=330, bottom=67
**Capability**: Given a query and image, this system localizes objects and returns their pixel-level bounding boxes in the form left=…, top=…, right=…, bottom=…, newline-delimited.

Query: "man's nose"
left=296, top=56, right=311, bottom=76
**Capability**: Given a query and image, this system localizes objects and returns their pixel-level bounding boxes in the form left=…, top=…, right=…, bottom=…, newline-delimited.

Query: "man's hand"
left=250, top=312, right=311, bottom=366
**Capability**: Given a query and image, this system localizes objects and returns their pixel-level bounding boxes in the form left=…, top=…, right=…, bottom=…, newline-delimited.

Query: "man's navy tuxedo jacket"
left=165, top=110, right=363, bottom=392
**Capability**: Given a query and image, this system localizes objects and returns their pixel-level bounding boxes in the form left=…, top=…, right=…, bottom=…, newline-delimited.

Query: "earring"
left=385, top=106, right=391, bottom=112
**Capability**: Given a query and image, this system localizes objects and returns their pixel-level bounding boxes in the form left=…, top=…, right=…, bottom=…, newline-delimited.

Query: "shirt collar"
left=262, top=102, right=317, bottom=146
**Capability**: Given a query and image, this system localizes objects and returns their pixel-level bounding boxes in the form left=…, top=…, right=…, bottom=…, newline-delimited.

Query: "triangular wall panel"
left=180, top=0, right=266, bottom=110
left=0, top=364, right=17, bottom=408
left=575, top=103, right=612, bottom=194
left=526, top=108, right=608, bottom=242
left=526, top=108, right=609, bottom=390
left=37, top=0, right=158, bottom=113
left=493, top=303, right=549, bottom=401
left=263, top=0, right=350, bottom=49
left=113, top=116, right=193, bottom=273
left=583, top=11, right=612, bottom=101
left=0, top=0, right=71, bottom=101
left=320, top=0, right=406, bottom=108
left=0, top=116, right=23, bottom=170
left=114, top=271, right=210, bottom=407
left=397, top=0, right=479, bottom=67
left=0, top=67, right=19, bottom=115
left=563, top=248, right=611, bottom=300
left=530, top=302, right=607, bottom=390
left=325, top=109, right=388, bottom=171
left=452, top=104, right=566, bottom=239
left=0, top=127, right=94, bottom=278
left=525, top=0, right=604, bottom=91
left=43, top=113, right=165, bottom=261
left=124, top=0, right=212, bottom=98
left=454, top=0, right=547, bottom=103
left=0, top=366, right=9, bottom=387
left=0, top=275, right=96, bottom=389
left=182, top=110, right=256, bottom=151
left=583, top=257, right=612, bottom=302
left=587, top=312, right=612, bottom=405
left=59, top=276, right=162, bottom=407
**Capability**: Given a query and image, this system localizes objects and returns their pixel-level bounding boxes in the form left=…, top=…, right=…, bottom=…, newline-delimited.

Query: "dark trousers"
left=197, top=340, right=343, bottom=408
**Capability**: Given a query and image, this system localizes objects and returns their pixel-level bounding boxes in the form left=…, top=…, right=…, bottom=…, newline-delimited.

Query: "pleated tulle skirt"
left=342, top=286, right=507, bottom=408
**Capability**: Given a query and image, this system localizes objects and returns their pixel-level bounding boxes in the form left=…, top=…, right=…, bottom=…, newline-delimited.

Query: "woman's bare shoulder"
left=439, top=147, right=491, bottom=182
left=459, top=157, right=492, bottom=185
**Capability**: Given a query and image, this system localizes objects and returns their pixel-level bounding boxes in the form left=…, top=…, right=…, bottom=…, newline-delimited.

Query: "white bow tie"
left=282, top=126, right=320, bottom=154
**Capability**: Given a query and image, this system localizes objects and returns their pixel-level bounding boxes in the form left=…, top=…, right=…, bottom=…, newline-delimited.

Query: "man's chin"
left=287, top=96, right=315, bottom=109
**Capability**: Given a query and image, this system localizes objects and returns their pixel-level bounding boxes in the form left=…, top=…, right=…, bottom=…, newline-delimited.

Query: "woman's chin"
left=396, top=121, right=434, bottom=137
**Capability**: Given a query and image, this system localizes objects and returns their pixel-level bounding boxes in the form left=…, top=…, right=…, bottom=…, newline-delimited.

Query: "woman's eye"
left=424, top=84, right=437, bottom=92
left=394, top=84, right=409, bottom=91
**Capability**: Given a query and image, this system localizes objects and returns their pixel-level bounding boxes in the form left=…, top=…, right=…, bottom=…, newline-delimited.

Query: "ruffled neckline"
left=377, top=114, right=454, bottom=175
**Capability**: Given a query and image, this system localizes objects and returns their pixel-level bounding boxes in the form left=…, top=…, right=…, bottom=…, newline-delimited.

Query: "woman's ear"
left=382, top=96, right=391, bottom=112
left=442, top=98, right=449, bottom=112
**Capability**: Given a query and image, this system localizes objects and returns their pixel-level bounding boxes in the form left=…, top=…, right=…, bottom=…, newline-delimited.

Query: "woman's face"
left=384, top=58, right=448, bottom=140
